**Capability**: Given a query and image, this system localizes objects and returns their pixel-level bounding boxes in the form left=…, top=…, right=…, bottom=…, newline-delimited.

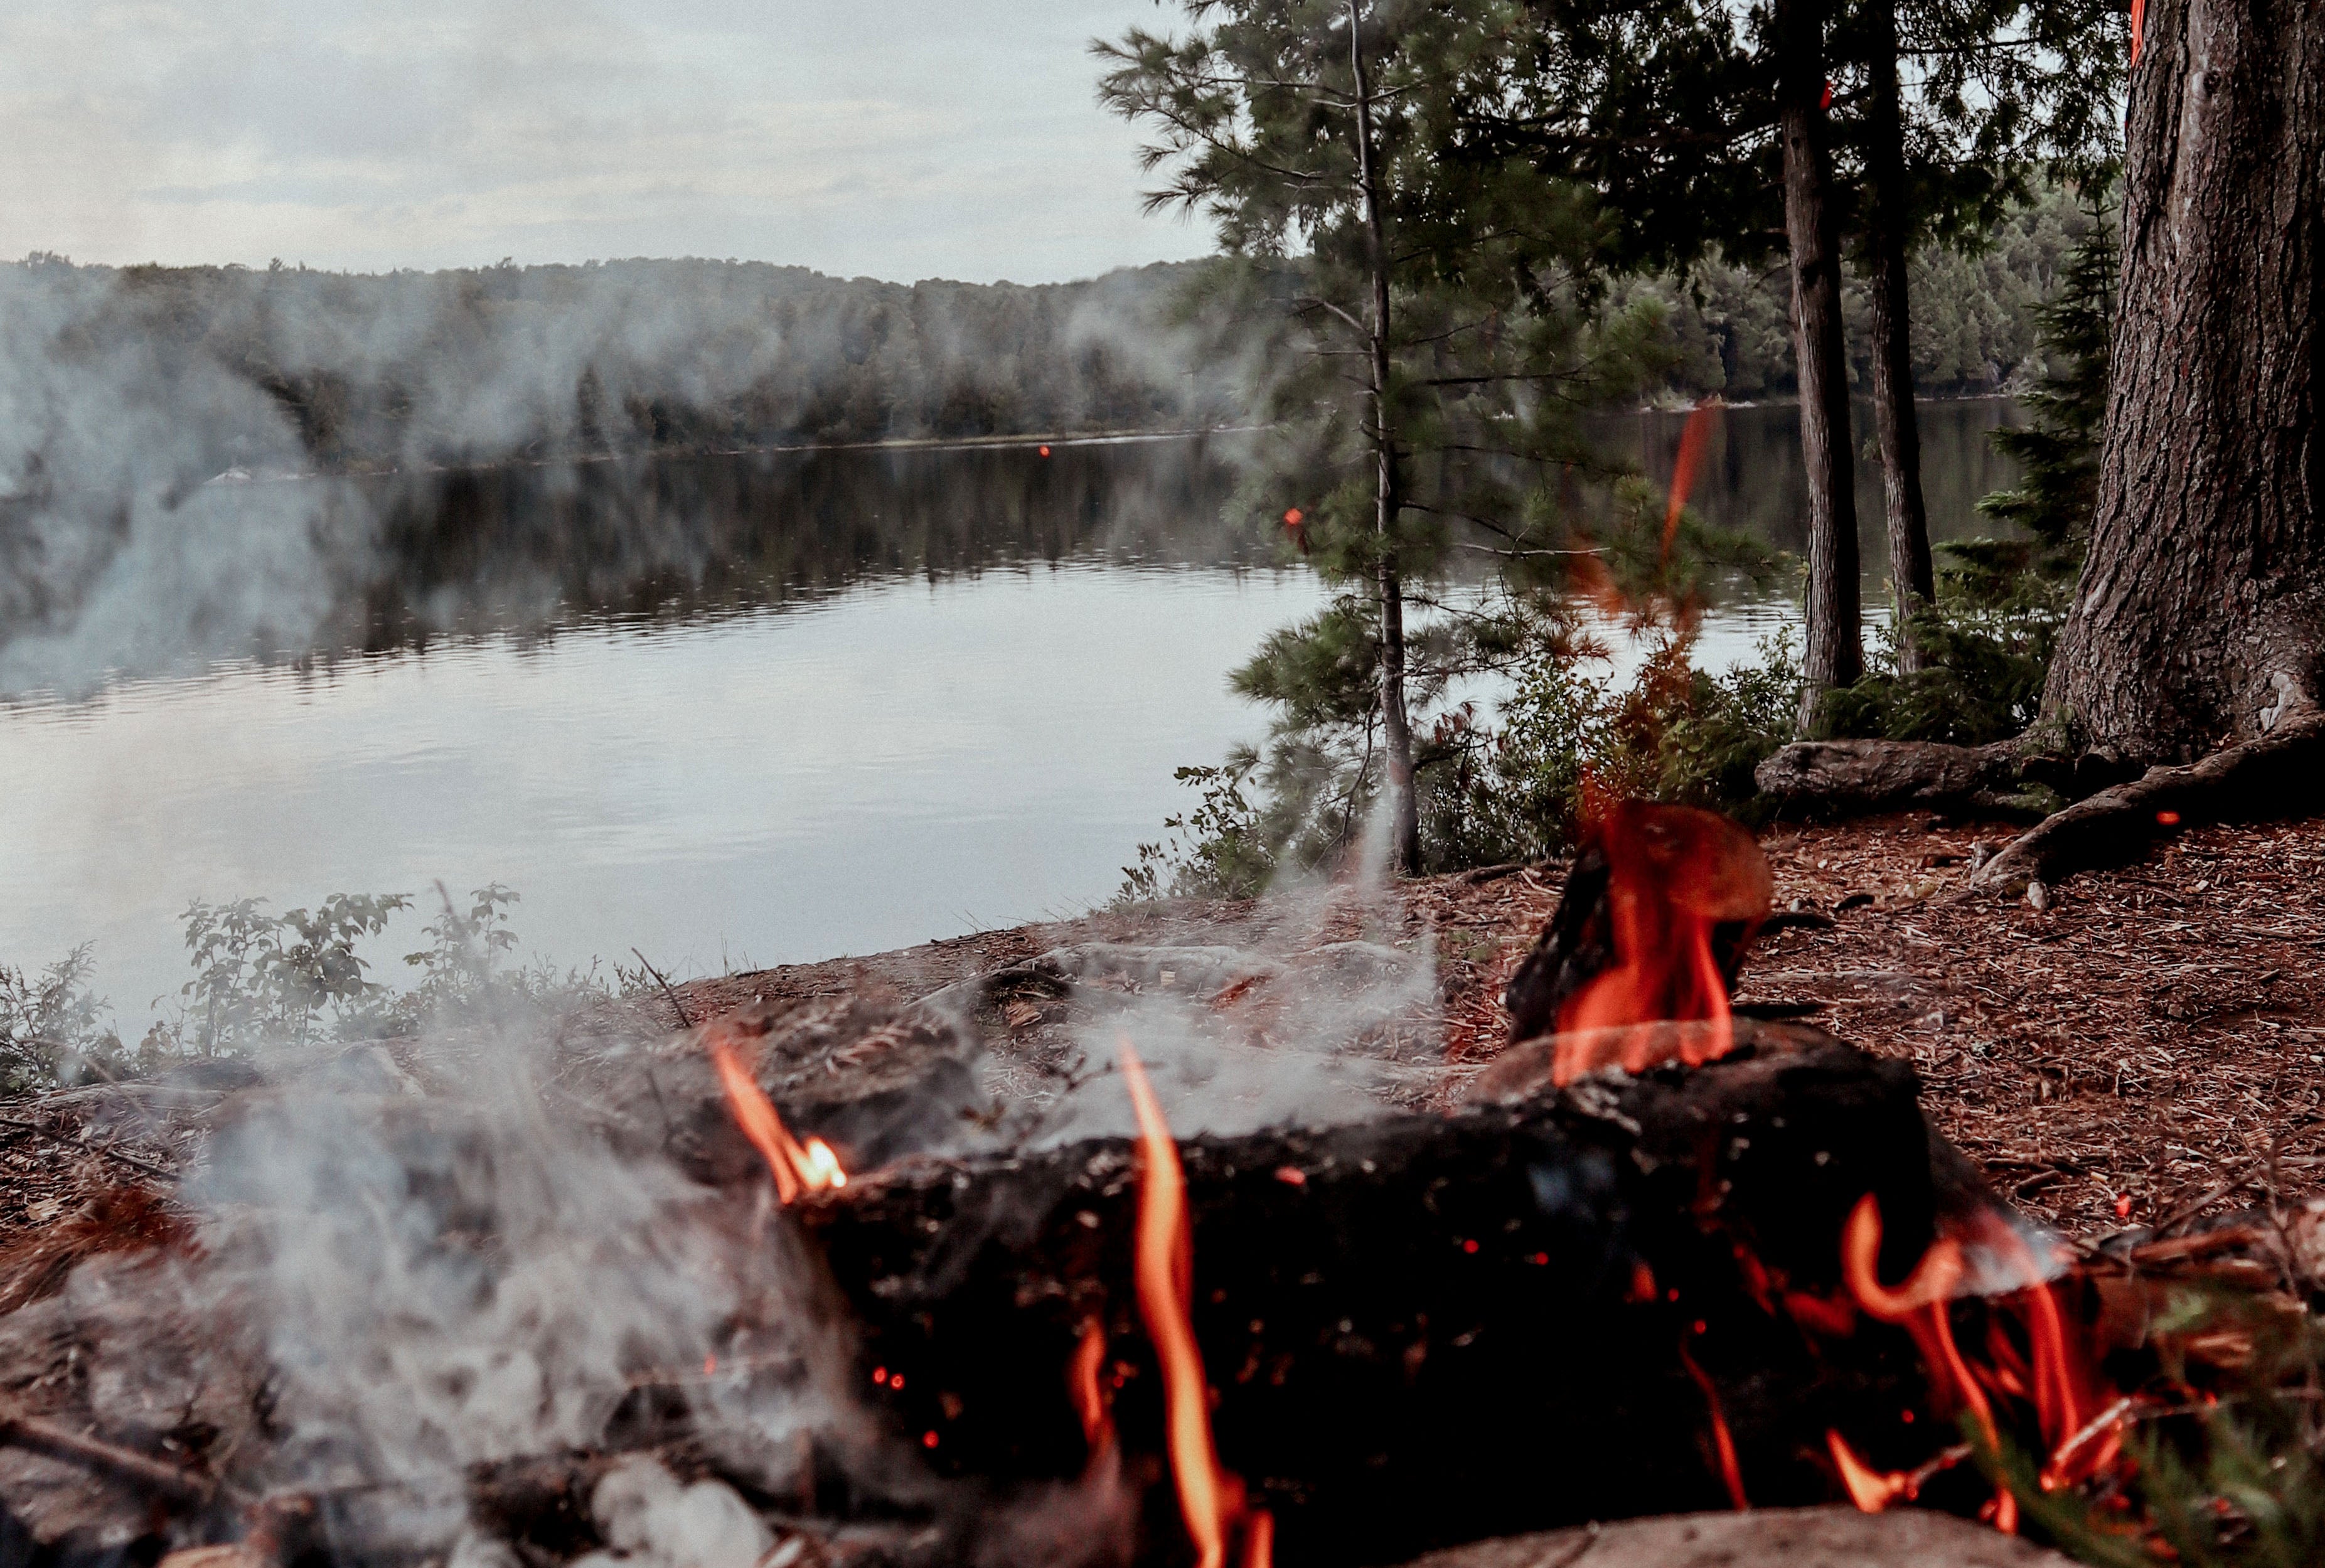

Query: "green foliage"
left=1986, top=1284, right=2325, bottom=1568
left=1980, top=191, right=2116, bottom=553
left=394, top=882, right=529, bottom=1025
left=177, top=893, right=410, bottom=1050
left=1120, top=759, right=1278, bottom=903
left=1626, top=182, right=2112, bottom=401
left=1445, top=629, right=1801, bottom=861
left=1101, top=0, right=1682, bottom=878
left=1, top=255, right=1232, bottom=473
left=0, top=946, right=126, bottom=1095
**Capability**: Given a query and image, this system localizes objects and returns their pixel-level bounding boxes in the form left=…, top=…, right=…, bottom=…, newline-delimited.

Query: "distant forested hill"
left=0, top=255, right=1236, bottom=485
left=0, top=189, right=2091, bottom=499
left=1623, top=183, right=2107, bottom=403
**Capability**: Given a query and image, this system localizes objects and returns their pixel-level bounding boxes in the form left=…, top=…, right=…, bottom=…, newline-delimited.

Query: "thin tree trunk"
left=1350, top=0, right=1421, bottom=873
left=2043, top=0, right=2325, bottom=762
left=1777, top=0, right=1864, bottom=732
left=1863, top=0, right=1936, bottom=673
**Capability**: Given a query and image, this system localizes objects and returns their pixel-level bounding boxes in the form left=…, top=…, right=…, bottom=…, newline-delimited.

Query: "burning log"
left=793, top=1032, right=1952, bottom=1567
left=1500, top=802, right=1772, bottom=1060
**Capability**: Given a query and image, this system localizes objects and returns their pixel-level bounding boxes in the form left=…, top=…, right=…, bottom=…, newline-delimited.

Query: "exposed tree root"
left=1969, top=707, right=2325, bottom=894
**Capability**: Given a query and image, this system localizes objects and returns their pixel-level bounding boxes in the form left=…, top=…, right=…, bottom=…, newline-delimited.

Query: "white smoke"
left=0, top=253, right=1227, bottom=700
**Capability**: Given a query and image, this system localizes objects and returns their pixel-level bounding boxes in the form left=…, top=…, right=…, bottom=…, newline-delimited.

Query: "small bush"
left=0, top=946, right=126, bottom=1094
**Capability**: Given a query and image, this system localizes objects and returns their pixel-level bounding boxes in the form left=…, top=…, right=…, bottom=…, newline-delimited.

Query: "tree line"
left=4, top=189, right=2078, bottom=486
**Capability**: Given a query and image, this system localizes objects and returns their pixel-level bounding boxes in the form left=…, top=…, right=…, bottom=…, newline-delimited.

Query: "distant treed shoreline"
left=4, top=183, right=2087, bottom=481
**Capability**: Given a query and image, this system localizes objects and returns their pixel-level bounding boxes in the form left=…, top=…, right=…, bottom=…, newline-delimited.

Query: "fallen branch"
left=1970, top=707, right=2325, bottom=893
left=1753, top=736, right=2036, bottom=816
left=0, top=1408, right=213, bottom=1502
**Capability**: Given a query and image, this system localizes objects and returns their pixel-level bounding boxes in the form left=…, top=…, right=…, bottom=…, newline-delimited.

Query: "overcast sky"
left=0, top=1, right=1215, bottom=284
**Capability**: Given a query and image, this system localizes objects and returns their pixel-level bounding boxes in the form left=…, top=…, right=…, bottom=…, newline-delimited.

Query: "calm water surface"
left=3, top=405, right=2019, bottom=1020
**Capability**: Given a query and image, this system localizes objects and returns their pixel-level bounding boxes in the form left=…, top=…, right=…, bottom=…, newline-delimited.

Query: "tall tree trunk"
left=1863, top=0, right=1936, bottom=673
left=1777, top=0, right=1865, bottom=732
left=2043, top=0, right=2325, bottom=762
left=1350, top=0, right=1421, bottom=873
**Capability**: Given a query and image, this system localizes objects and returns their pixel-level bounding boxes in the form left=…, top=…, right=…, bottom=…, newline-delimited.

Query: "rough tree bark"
left=1863, top=0, right=1937, bottom=672
left=1350, top=1, right=1422, bottom=873
left=2043, top=0, right=2325, bottom=762
left=1778, top=0, right=1866, bottom=729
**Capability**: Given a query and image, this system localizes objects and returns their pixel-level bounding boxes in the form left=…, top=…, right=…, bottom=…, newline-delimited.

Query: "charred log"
left=1502, top=806, right=1770, bottom=1045
left=794, top=1036, right=1951, bottom=1567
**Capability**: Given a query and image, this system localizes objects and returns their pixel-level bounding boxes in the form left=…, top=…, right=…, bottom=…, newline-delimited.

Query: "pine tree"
left=1977, top=200, right=2114, bottom=560
left=1099, top=0, right=1662, bottom=878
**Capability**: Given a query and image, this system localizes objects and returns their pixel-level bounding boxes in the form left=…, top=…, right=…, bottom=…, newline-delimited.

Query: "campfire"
left=0, top=801, right=2243, bottom=1568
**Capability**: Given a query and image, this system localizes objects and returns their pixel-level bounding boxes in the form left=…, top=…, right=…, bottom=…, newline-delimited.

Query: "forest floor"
left=665, top=809, right=2325, bottom=1240
left=0, top=814, right=2315, bottom=1249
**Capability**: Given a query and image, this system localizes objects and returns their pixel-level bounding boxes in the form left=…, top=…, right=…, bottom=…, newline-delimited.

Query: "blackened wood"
left=1499, top=814, right=1765, bottom=1046
left=794, top=1038, right=1945, bottom=1567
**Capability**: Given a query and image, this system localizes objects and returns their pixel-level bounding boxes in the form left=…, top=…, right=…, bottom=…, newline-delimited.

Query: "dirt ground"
left=1, top=813, right=2317, bottom=1249
left=673, top=811, right=2325, bottom=1240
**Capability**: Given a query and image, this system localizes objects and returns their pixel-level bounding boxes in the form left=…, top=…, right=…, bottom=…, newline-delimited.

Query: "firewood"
left=1501, top=804, right=1772, bottom=1045
left=793, top=1035, right=1950, bottom=1567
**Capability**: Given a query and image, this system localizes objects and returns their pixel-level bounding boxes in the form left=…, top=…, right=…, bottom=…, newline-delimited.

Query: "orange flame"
left=707, top=1034, right=847, bottom=1203
left=1120, top=1042, right=1272, bottom=1568
left=1661, top=397, right=1721, bottom=563
left=2130, top=0, right=2144, bottom=63
left=1071, top=1319, right=1113, bottom=1451
left=1550, top=801, right=1773, bottom=1085
left=1827, top=1430, right=1915, bottom=1512
left=1678, top=1345, right=1748, bottom=1510
left=1836, top=1195, right=2129, bottom=1532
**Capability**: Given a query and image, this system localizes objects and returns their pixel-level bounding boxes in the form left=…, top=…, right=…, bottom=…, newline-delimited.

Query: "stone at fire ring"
left=1391, top=1507, right=2074, bottom=1568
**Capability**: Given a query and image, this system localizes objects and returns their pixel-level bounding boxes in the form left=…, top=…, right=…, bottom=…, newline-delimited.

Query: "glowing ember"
left=707, top=1033, right=848, bottom=1202
left=1120, top=1042, right=1273, bottom=1568
left=1550, top=801, right=1773, bottom=1084
left=1678, top=1345, right=1748, bottom=1510
left=1039, top=444, right=1052, bottom=457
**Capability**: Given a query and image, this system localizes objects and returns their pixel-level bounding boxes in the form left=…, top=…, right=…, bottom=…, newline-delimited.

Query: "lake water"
left=1, top=402, right=2019, bottom=1024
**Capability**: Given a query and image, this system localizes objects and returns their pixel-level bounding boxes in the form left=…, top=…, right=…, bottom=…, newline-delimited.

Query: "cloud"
left=0, top=1, right=1215, bottom=283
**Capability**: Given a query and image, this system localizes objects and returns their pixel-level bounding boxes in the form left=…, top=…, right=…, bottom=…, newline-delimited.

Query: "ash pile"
left=0, top=806, right=2108, bottom=1568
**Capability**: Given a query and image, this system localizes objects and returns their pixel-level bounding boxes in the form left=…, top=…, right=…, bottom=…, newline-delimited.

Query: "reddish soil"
left=2, top=814, right=2317, bottom=1253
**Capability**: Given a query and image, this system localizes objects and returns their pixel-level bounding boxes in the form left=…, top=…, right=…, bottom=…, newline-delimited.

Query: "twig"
left=0, top=1409, right=213, bottom=1501
left=0, top=1116, right=177, bottom=1184
left=632, top=949, right=693, bottom=1030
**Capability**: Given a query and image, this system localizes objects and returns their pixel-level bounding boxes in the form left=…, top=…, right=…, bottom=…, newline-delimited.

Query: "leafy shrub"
left=0, top=946, right=126, bottom=1094
left=175, top=893, right=410, bottom=1052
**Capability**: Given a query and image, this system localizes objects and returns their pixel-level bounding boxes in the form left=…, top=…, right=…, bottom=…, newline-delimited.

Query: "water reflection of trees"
left=1613, top=398, right=2024, bottom=571
left=324, top=435, right=1266, bottom=658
